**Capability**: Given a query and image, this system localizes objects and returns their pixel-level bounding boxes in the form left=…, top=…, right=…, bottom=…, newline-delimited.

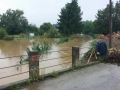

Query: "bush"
left=51, top=70, right=58, bottom=77
left=117, top=36, right=120, bottom=40
left=28, top=41, right=52, bottom=55
left=47, top=27, right=58, bottom=38
left=88, top=33, right=96, bottom=39
left=3, top=35, right=14, bottom=41
left=90, top=40, right=97, bottom=47
left=19, top=33, right=25, bottom=38
left=22, top=41, right=52, bottom=62
left=0, top=27, right=8, bottom=39
left=38, top=29, right=44, bottom=36
left=55, top=32, right=62, bottom=38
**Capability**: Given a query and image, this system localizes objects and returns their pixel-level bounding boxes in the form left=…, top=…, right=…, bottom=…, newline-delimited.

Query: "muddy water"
left=0, top=35, right=92, bottom=86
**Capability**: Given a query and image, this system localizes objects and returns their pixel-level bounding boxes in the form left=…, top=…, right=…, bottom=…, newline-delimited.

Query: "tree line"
left=0, top=9, right=60, bottom=39
left=94, top=0, right=120, bottom=35
left=0, top=0, right=120, bottom=38
left=58, top=0, right=120, bottom=36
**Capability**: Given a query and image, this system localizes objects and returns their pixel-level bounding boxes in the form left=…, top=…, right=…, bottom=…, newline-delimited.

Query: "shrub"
left=51, top=70, right=58, bottom=77
left=26, top=79, right=31, bottom=85
left=38, top=29, right=44, bottom=36
left=0, top=27, right=8, bottom=39
left=19, top=33, right=25, bottom=38
left=117, top=36, right=120, bottom=40
left=47, top=27, right=58, bottom=38
left=28, top=41, right=52, bottom=55
left=90, top=40, right=97, bottom=48
left=55, top=32, right=62, bottom=38
left=22, top=41, right=52, bottom=62
left=88, top=33, right=96, bottom=39
left=3, top=35, right=14, bottom=41
left=57, top=36, right=74, bottom=44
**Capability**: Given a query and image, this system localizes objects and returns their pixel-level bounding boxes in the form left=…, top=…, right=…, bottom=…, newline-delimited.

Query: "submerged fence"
left=0, top=46, right=91, bottom=88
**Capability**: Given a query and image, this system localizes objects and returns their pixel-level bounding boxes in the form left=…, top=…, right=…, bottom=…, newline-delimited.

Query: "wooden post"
left=72, top=46, right=79, bottom=69
left=109, top=0, right=112, bottom=48
left=29, top=51, right=39, bottom=81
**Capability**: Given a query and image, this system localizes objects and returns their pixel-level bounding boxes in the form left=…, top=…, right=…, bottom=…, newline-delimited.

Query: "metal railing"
left=0, top=46, right=90, bottom=86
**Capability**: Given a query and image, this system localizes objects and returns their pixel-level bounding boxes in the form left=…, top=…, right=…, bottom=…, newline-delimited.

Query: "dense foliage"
left=3, top=35, right=14, bottom=41
left=47, top=27, right=58, bottom=38
left=94, top=1, right=120, bottom=34
left=38, top=29, right=44, bottom=36
left=0, top=9, right=28, bottom=35
left=27, top=24, right=38, bottom=36
left=27, top=42, right=52, bottom=55
left=1, top=1, right=120, bottom=37
left=82, top=20, right=95, bottom=34
left=39, top=23, right=53, bottom=32
left=0, top=27, right=8, bottom=39
left=58, top=0, right=83, bottom=36
left=22, top=41, right=52, bottom=62
left=39, top=22, right=60, bottom=38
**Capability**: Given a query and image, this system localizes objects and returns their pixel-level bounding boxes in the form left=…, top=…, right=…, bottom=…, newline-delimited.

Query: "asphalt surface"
left=19, top=63, right=120, bottom=90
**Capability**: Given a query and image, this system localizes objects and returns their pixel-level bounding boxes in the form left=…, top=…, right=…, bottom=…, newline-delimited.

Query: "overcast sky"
left=0, top=0, right=118, bottom=27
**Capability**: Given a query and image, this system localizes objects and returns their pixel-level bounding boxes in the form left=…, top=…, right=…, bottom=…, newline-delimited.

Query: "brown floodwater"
left=0, top=35, right=92, bottom=86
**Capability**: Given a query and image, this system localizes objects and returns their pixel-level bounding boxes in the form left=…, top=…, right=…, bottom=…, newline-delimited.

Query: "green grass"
left=51, top=70, right=59, bottom=77
left=56, top=36, right=74, bottom=44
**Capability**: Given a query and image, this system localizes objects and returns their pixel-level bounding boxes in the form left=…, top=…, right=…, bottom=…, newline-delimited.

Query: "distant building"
left=29, top=33, right=34, bottom=37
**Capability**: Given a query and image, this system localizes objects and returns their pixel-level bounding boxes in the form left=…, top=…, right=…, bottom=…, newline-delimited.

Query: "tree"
left=94, top=4, right=111, bottom=34
left=0, top=27, right=8, bottom=39
left=94, top=1, right=120, bottom=34
left=27, top=24, right=38, bottom=35
left=47, top=27, right=58, bottom=38
left=113, top=0, right=120, bottom=32
left=40, top=23, right=53, bottom=32
left=83, top=20, right=95, bottom=34
left=58, top=0, right=83, bottom=36
left=38, top=29, right=44, bottom=36
left=0, top=9, right=28, bottom=35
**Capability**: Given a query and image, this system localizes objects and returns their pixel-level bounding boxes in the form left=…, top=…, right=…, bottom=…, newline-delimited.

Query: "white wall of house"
left=29, top=33, right=34, bottom=37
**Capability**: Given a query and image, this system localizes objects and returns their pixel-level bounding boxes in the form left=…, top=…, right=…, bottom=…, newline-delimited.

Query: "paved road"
left=19, top=63, right=120, bottom=90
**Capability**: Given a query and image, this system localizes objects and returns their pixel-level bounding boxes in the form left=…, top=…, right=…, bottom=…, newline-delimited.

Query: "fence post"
left=72, top=46, right=79, bottom=69
left=29, top=51, right=39, bottom=81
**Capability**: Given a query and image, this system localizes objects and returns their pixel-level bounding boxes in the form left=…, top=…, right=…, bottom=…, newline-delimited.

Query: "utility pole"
left=109, top=0, right=112, bottom=48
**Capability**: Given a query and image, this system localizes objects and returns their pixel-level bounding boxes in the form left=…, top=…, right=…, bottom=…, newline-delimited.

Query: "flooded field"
left=0, top=35, right=92, bottom=86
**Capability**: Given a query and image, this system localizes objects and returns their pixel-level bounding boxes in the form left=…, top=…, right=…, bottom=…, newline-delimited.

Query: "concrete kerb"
left=0, top=61, right=100, bottom=90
